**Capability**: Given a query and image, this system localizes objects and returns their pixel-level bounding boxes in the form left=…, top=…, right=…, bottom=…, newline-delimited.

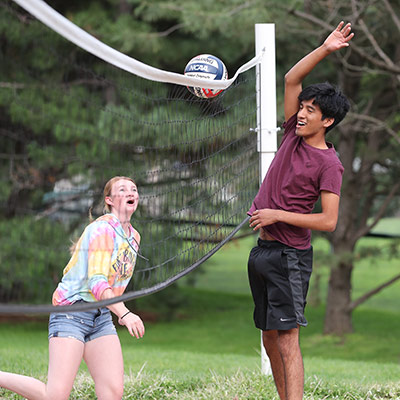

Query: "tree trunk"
left=324, top=258, right=354, bottom=334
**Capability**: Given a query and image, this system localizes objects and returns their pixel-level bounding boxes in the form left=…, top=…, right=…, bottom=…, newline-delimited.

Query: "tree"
left=0, top=0, right=265, bottom=304
left=285, top=0, right=400, bottom=334
left=59, top=0, right=400, bottom=334
left=1, top=0, right=399, bottom=332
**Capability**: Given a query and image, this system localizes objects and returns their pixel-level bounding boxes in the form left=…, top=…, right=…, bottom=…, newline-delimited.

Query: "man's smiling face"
left=295, top=99, right=334, bottom=142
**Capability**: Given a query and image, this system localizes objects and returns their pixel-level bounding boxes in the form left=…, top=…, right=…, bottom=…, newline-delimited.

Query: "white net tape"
left=13, top=0, right=264, bottom=90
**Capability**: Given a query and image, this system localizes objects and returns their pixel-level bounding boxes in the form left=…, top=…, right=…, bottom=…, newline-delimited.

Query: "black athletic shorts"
left=248, top=238, right=313, bottom=331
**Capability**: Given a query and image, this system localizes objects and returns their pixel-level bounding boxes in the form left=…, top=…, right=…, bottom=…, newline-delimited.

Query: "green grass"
left=185, top=235, right=256, bottom=295
left=188, top=233, right=400, bottom=312
left=2, top=323, right=400, bottom=399
left=309, top=235, right=400, bottom=313
left=1, top=233, right=400, bottom=398
left=371, top=217, right=400, bottom=236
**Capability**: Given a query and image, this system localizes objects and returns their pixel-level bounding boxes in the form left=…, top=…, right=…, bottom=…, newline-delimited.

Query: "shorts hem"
left=87, top=330, right=118, bottom=342
left=48, top=333, right=85, bottom=343
left=256, top=323, right=299, bottom=331
left=254, top=317, right=308, bottom=331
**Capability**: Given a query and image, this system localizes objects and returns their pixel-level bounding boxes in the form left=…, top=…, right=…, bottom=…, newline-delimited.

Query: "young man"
left=247, top=22, right=354, bottom=400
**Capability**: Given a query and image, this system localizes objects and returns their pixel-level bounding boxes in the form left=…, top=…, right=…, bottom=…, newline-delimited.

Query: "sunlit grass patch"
left=33, top=369, right=400, bottom=400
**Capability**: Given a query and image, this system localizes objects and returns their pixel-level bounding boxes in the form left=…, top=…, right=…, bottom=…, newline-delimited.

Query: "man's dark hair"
left=298, top=82, right=350, bottom=134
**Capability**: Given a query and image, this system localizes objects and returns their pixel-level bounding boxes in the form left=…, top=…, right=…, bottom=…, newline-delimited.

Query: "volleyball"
left=184, top=54, right=228, bottom=98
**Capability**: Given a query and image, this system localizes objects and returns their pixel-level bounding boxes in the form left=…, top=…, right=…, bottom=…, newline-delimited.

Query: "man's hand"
left=323, top=21, right=354, bottom=53
left=249, top=192, right=339, bottom=233
left=249, top=209, right=279, bottom=231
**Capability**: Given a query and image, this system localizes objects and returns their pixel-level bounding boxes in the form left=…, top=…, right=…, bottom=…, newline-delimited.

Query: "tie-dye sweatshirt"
left=52, top=213, right=140, bottom=305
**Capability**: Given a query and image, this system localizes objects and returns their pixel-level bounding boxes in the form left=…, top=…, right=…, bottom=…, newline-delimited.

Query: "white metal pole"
left=255, top=23, right=277, bottom=376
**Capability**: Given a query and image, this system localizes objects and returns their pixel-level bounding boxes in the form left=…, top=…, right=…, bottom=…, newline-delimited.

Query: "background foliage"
left=0, top=0, right=400, bottom=333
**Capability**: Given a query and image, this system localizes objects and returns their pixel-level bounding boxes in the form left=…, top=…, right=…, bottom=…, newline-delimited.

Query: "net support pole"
left=255, top=23, right=278, bottom=376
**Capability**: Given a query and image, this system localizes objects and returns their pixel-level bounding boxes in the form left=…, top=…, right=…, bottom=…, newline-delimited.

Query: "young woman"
left=0, top=176, right=145, bottom=400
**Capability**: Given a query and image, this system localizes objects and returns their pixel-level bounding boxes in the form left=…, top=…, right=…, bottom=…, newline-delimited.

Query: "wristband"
left=120, top=311, right=131, bottom=320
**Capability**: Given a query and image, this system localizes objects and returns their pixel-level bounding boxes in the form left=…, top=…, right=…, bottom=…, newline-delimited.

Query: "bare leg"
left=262, top=330, right=286, bottom=400
left=0, top=372, right=48, bottom=400
left=84, top=335, right=124, bottom=400
left=277, top=327, right=303, bottom=400
left=0, top=337, right=84, bottom=400
left=46, top=337, right=85, bottom=399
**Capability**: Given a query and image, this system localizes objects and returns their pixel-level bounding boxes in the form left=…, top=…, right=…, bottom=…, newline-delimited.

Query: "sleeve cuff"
left=91, top=280, right=112, bottom=301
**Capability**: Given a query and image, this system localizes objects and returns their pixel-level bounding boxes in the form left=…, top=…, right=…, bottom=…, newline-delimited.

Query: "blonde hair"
left=102, top=176, right=136, bottom=214
left=70, top=176, right=136, bottom=254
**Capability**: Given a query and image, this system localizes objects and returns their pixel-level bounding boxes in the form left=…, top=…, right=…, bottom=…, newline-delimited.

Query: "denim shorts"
left=48, top=306, right=117, bottom=343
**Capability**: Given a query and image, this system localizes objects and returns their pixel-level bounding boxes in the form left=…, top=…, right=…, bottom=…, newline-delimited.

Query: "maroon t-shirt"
left=248, top=113, right=344, bottom=249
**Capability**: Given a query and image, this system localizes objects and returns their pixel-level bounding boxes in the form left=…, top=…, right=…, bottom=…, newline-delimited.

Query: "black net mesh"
left=0, top=2, right=259, bottom=313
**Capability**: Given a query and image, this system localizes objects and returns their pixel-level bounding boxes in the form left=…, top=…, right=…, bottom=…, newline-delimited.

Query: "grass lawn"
left=1, top=232, right=400, bottom=398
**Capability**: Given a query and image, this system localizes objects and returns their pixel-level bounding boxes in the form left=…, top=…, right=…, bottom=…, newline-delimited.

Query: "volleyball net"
left=0, top=0, right=263, bottom=314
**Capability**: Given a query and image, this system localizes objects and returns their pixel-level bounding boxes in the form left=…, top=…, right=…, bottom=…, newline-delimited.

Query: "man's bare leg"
left=262, top=330, right=286, bottom=400
left=277, top=327, right=304, bottom=400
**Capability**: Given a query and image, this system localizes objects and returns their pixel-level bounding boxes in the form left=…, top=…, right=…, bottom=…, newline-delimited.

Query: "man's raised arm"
left=284, top=21, right=354, bottom=121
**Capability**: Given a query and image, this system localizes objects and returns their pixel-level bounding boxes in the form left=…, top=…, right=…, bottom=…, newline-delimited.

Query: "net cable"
left=0, top=2, right=260, bottom=315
